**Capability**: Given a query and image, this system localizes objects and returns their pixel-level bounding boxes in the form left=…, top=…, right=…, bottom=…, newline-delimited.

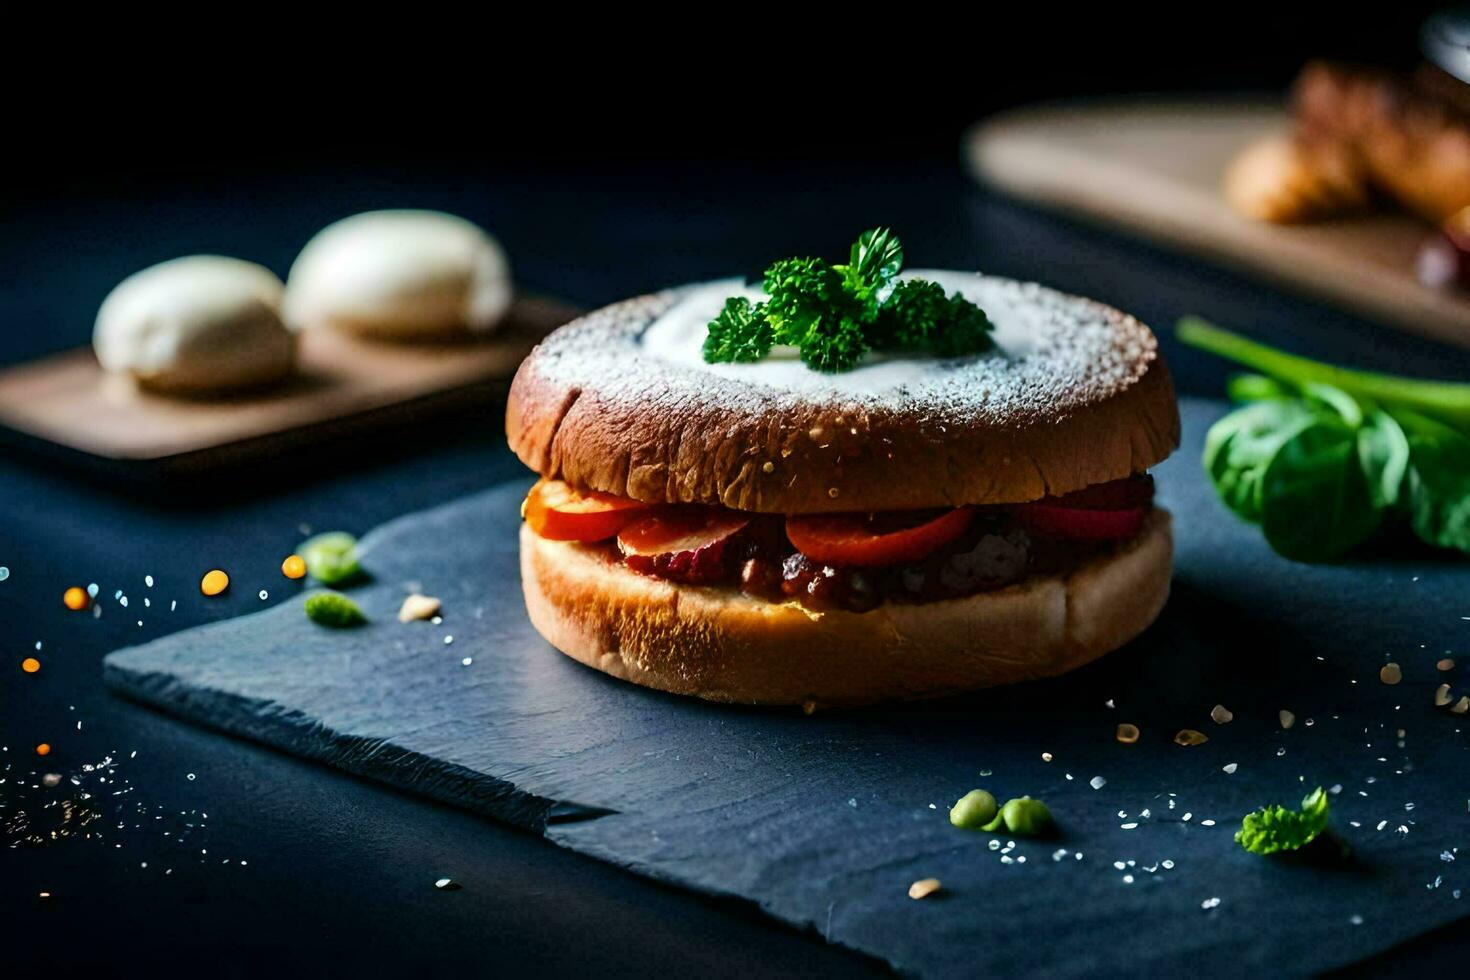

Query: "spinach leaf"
left=1396, top=410, right=1470, bottom=554
left=1259, top=417, right=1383, bottom=561
left=1204, top=400, right=1321, bottom=522
left=1356, top=410, right=1410, bottom=511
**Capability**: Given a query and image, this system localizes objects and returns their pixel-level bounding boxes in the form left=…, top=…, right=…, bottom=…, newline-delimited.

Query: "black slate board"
left=103, top=399, right=1470, bottom=977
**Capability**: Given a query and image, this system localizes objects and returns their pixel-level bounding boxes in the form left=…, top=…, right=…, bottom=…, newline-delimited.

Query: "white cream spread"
left=637, top=270, right=1038, bottom=396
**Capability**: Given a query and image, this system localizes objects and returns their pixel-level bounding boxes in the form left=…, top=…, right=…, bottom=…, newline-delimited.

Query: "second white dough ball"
left=284, top=210, right=512, bottom=340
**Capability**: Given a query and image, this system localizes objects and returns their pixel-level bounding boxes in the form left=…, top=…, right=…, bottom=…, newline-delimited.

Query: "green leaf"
left=795, top=312, right=869, bottom=372
left=846, top=227, right=903, bottom=292
left=702, top=296, right=773, bottom=363
left=1236, top=787, right=1331, bottom=855
left=1177, top=317, right=1470, bottom=434
left=875, top=279, right=995, bottom=356
left=762, top=257, right=845, bottom=346
left=1259, top=417, right=1383, bottom=561
left=1202, top=400, right=1320, bottom=523
left=1356, top=410, right=1410, bottom=511
left=1226, top=373, right=1295, bottom=403
left=304, top=591, right=367, bottom=628
left=298, top=532, right=362, bottom=586
left=1396, top=410, right=1470, bottom=554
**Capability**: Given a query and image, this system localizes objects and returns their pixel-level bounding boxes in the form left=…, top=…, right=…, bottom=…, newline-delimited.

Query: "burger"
left=507, top=230, right=1179, bottom=707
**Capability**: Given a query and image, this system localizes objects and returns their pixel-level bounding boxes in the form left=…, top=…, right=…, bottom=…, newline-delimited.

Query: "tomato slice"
left=785, top=508, right=974, bottom=567
left=617, top=509, right=750, bottom=557
left=618, top=508, right=751, bottom=584
left=523, top=479, right=648, bottom=542
left=1015, top=475, right=1153, bottom=541
left=1015, top=504, right=1145, bottom=540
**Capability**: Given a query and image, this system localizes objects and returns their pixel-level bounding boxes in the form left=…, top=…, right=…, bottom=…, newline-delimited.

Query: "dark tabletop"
left=2, top=160, right=1468, bottom=976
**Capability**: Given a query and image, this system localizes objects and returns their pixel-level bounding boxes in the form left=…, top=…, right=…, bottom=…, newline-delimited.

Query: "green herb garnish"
left=703, top=228, right=994, bottom=372
left=949, top=789, right=1052, bottom=836
left=1179, top=317, right=1470, bottom=561
left=297, top=531, right=362, bottom=585
left=1236, top=787, right=1330, bottom=855
left=304, top=591, right=367, bottom=628
left=949, top=789, right=999, bottom=830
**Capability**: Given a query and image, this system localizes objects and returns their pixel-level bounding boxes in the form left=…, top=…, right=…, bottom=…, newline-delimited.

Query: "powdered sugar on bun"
left=506, top=273, right=1179, bottom=513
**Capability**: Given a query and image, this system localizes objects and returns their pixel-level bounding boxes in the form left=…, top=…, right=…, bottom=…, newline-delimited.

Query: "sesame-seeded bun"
left=506, top=273, right=1179, bottom=513
left=520, top=510, right=1172, bottom=707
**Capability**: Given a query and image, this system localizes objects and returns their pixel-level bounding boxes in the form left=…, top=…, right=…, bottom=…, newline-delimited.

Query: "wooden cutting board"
left=966, top=101, right=1470, bottom=348
left=0, top=293, right=579, bottom=478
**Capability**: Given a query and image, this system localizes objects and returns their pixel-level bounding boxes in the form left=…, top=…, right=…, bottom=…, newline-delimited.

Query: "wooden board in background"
left=966, top=102, right=1470, bottom=348
left=0, top=293, right=580, bottom=476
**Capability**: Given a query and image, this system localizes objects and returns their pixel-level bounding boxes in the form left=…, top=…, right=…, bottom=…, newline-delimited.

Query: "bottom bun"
left=520, top=509, right=1172, bottom=707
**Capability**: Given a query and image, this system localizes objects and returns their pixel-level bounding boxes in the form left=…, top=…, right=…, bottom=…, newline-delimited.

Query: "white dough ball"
left=284, top=210, right=512, bottom=339
left=93, top=256, right=295, bottom=394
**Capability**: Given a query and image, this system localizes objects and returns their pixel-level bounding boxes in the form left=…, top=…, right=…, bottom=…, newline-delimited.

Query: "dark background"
left=4, top=6, right=1469, bottom=977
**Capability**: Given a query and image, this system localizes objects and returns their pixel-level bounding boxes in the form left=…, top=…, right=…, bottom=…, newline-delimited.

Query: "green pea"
left=298, top=531, right=362, bottom=585
left=949, top=789, right=998, bottom=830
left=304, top=591, right=366, bottom=627
left=1000, top=796, right=1052, bottom=836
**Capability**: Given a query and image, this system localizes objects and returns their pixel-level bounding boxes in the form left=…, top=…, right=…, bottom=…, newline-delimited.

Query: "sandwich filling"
left=522, top=474, right=1157, bottom=613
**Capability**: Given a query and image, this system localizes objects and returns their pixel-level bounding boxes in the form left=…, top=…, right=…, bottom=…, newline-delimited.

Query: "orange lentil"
left=35, top=743, right=51, bottom=756
left=200, top=569, right=230, bottom=596
left=281, top=554, right=307, bottom=580
left=21, top=657, right=41, bottom=674
left=63, top=586, right=89, bottom=611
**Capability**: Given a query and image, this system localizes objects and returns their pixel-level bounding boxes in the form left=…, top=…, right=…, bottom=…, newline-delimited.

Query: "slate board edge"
left=100, top=654, right=887, bottom=971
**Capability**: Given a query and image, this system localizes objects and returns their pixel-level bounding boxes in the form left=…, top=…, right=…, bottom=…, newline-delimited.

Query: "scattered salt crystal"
left=1200, top=819, right=1216, bottom=827
left=1201, top=897, right=1221, bottom=910
left=444, top=635, right=454, bottom=645
left=1052, top=849, right=1068, bottom=861
left=1162, top=860, right=1175, bottom=869
left=461, top=657, right=473, bottom=667
left=1089, top=776, right=1106, bottom=790
left=1041, top=752, right=1053, bottom=762
left=87, top=583, right=98, bottom=597
left=186, top=773, right=196, bottom=781
left=1182, top=813, right=1193, bottom=822
left=258, top=590, right=268, bottom=600
left=434, top=878, right=459, bottom=890
left=1121, top=822, right=1139, bottom=830
left=1223, top=763, right=1238, bottom=774
left=1350, top=914, right=1363, bottom=925
left=988, top=840, right=1001, bottom=851
left=1376, top=820, right=1388, bottom=831
left=1114, top=861, right=1126, bottom=870
left=1122, top=874, right=1134, bottom=883
left=145, top=575, right=154, bottom=587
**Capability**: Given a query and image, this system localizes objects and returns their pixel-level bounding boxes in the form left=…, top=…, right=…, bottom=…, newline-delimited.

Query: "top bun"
left=284, top=210, right=512, bottom=340
left=94, top=255, right=295, bottom=395
left=507, top=272, right=1179, bottom=513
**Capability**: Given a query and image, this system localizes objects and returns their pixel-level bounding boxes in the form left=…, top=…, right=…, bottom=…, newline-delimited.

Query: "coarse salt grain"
left=1222, top=763, right=1238, bottom=774
left=1089, top=776, right=1106, bottom=790
left=1202, top=897, right=1220, bottom=910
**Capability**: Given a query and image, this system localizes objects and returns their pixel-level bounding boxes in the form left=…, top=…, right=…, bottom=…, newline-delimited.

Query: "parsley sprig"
left=703, top=228, right=994, bottom=372
left=1235, top=787, right=1331, bottom=855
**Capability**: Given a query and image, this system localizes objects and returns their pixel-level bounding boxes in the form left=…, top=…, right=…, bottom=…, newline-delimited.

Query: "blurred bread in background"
left=284, top=210, right=512, bottom=341
left=1226, top=60, right=1470, bottom=227
left=93, top=256, right=295, bottom=395
left=1224, top=131, right=1368, bottom=222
